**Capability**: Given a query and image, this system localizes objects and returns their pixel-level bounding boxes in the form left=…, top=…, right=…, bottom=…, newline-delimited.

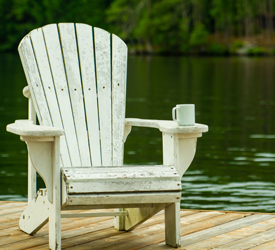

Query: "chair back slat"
left=18, top=23, right=128, bottom=168
left=29, top=28, right=71, bottom=167
left=94, top=28, right=112, bottom=166
left=19, top=37, right=42, bottom=124
left=19, top=36, right=51, bottom=127
left=58, top=23, right=91, bottom=166
left=41, top=24, right=81, bottom=166
left=75, top=24, right=102, bottom=166
left=112, top=34, right=128, bottom=166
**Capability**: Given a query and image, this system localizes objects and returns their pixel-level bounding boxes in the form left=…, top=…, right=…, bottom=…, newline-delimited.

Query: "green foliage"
left=0, top=0, right=111, bottom=52
left=179, top=19, right=190, bottom=53
left=1, top=0, right=275, bottom=54
left=247, top=47, right=267, bottom=56
left=229, top=40, right=244, bottom=53
left=207, top=43, right=227, bottom=55
left=232, top=40, right=244, bottom=49
left=106, top=0, right=139, bottom=39
left=189, top=23, right=209, bottom=49
left=269, top=48, right=275, bottom=55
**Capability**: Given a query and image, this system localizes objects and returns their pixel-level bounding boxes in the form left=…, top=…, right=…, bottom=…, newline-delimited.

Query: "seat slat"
left=66, top=173, right=180, bottom=180
left=67, top=179, right=181, bottom=194
left=62, top=165, right=181, bottom=194
left=112, top=34, right=128, bottom=166
left=65, top=171, right=179, bottom=180
left=29, top=28, right=71, bottom=167
left=66, top=192, right=181, bottom=205
left=58, top=23, right=91, bottom=166
left=75, top=23, right=102, bottom=166
left=42, top=24, right=81, bottom=166
left=94, top=27, right=112, bottom=166
left=63, top=165, right=178, bottom=174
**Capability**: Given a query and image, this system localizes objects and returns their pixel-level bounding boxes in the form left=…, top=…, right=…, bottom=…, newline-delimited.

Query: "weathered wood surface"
left=124, top=118, right=208, bottom=134
left=62, top=165, right=181, bottom=193
left=1, top=201, right=275, bottom=250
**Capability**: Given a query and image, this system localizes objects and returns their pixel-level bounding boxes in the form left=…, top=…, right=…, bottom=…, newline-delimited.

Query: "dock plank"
left=179, top=217, right=275, bottom=249
left=180, top=214, right=275, bottom=247
left=0, top=217, right=114, bottom=248
left=248, top=239, right=275, bottom=250
left=180, top=213, right=247, bottom=236
left=1, top=201, right=275, bottom=250
left=214, top=227, right=275, bottom=249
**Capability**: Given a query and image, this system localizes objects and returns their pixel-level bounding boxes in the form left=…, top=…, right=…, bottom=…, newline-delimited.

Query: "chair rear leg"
left=114, top=208, right=125, bottom=230
left=19, top=189, right=49, bottom=234
left=165, top=202, right=181, bottom=247
left=27, top=96, right=37, bottom=204
left=49, top=201, right=61, bottom=250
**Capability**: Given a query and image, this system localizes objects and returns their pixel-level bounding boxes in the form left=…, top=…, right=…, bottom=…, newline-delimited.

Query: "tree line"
left=1, top=0, right=275, bottom=55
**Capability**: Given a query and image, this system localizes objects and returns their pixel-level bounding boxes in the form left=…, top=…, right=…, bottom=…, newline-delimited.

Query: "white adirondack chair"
left=6, top=23, right=208, bottom=250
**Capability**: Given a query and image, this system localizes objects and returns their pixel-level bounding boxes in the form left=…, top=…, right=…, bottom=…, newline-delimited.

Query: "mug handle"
left=172, top=107, right=178, bottom=121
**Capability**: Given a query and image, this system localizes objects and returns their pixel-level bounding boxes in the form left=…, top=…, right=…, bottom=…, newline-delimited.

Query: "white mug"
left=172, top=104, right=195, bottom=126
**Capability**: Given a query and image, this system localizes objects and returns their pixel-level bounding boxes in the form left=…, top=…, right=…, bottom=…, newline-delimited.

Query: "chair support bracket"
left=23, top=138, right=57, bottom=204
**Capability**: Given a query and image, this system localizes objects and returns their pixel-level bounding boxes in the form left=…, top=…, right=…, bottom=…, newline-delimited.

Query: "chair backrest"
left=18, top=23, right=128, bottom=168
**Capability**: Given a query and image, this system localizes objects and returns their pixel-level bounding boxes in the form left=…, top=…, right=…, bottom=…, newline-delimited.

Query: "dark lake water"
left=1, top=54, right=274, bottom=213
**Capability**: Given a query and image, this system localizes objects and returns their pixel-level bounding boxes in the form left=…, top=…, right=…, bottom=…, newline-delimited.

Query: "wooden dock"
left=1, top=201, right=275, bottom=249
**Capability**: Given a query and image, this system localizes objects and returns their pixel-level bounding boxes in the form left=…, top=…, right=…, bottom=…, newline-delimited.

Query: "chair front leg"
left=23, top=136, right=61, bottom=249
left=49, top=136, right=61, bottom=250
left=162, top=132, right=201, bottom=248
left=165, top=202, right=181, bottom=247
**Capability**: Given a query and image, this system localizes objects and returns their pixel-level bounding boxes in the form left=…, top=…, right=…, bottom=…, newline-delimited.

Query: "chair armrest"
left=7, top=120, right=63, bottom=204
left=125, top=118, right=208, bottom=177
left=125, top=118, right=208, bottom=134
left=7, top=120, right=64, bottom=137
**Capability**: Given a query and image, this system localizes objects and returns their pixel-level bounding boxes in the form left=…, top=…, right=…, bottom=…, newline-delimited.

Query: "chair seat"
left=62, top=165, right=181, bottom=194
left=61, top=165, right=182, bottom=207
